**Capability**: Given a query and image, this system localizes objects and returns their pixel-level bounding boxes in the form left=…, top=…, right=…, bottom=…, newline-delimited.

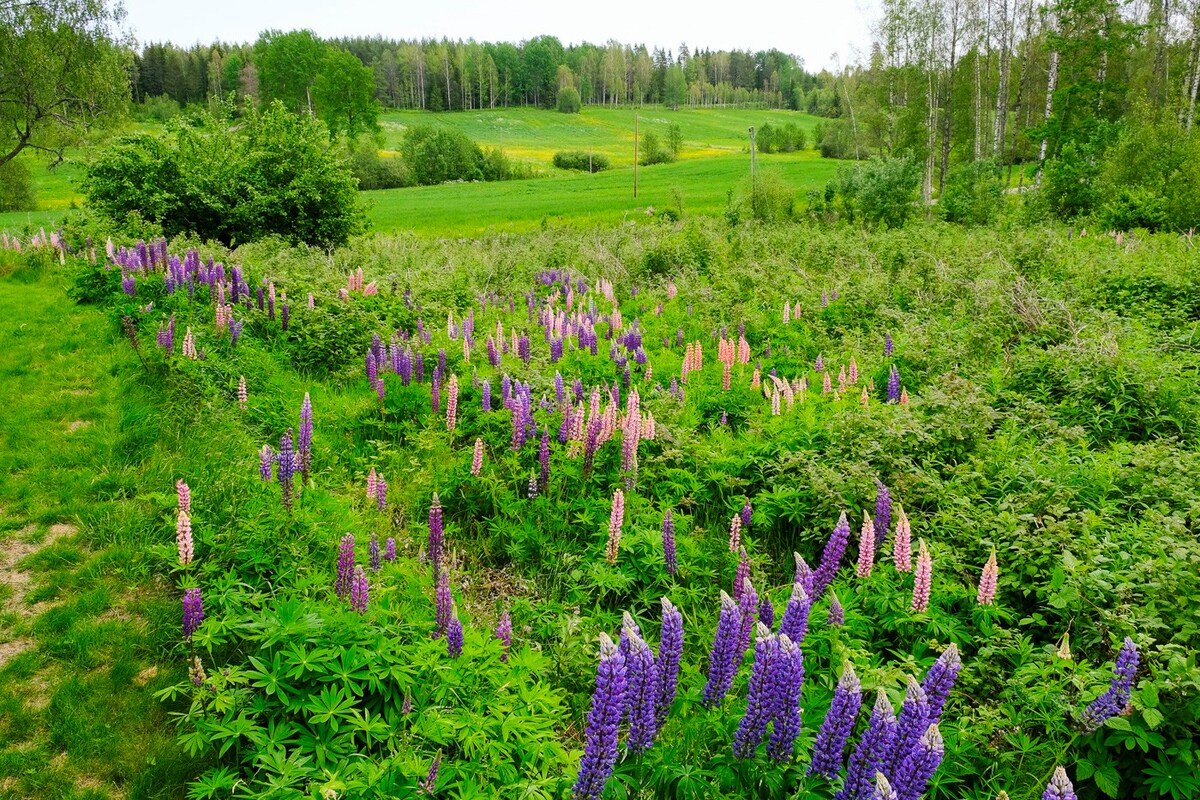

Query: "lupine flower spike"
left=856, top=511, right=875, bottom=578
left=728, top=513, right=742, bottom=552
left=873, top=773, right=899, bottom=800
left=495, top=610, right=512, bottom=663
left=176, top=480, right=190, bottom=513
left=447, top=605, right=464, bottom=657
left=809, top=661, right=864, bottom=779
left=1080, top=637, right=1139, bottom=732
left=420, top=754, right=441, bottom=795
left=1042, top=767, right=1078, bottom=800
left=176, top=510, right=193, bottom=566
left=813, top=511, right=850, bottom=600
left=656, top=598, right=683, bottom=727
left=828, top=591, right=845, bottom=627
left=702, top=591, right=742, bottom=708
left=836, top=690, right=898, bottom=800
left=238, top=375, right=247, bottom=410
left=605, top=489, right=624, bottom=565
left=335, top=534, right=355, bottom=599
left=893, top=506, right=912, bottom=573
left=912, top=539, right=932, bottom=612
left=182, top=588, right=204, bottom=639
left=350, top=565, right=368, bottom=614
left=894, top=724, right=945, bottom=800
left=977, top=550, right=998, bottom=605
left=661, top=509, right=677, bottom=576
left=622, top=625, right=660, bottom=754
left=471, top=437, right=484, bottom=476
left=572, top=634, right=627, bottom=800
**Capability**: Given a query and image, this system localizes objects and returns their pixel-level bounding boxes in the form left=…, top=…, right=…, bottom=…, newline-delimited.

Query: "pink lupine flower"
left=446, top=373, right=459, bottom=433
left=367, top=467, right=378, bottom=501
left=860, top=387, right=869, bottom=408
left=849, top=357, right=859, bottom=384
left=893, top=506, right=912, bottom=573
left=856, top=511, right=875, bottom=578
left=471, top=437, right=484, bottom=476
left=238, top=375, right=247, bottom=411
left=176, top=480, right=190, bottom=514
left=606, top=489, right=624, bottom=565
left=823, top=371, right=832, bottom=395
left=977, top=550, right=998, bottom=606
left=912, top=539, right=932, bottom=612
left=728, top=513, right=742, bottom=552
left=751, top=368, right=761, bottom=389
left=307, top=293, right=315, bottom=309
left=176, top=509, right=193, bottom=566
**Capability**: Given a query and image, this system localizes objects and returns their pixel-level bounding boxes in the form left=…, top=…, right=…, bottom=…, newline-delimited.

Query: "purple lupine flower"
left=662, top=510, right=678, bottom=576
left=873, top=480, right=891, bottom=554
left=277, top=429, right=295, bottom=511
left=884, top=331, right=894, bottom=357
left=572, top=634, right=628, bottom=800
left=447, top=606, right=463, bottom=657
left=335, top=534, right=355, bottom=599
left=428, top=493, right=444, bottom=578
left=767, top=633, right=805, bottom=762
left=740, top=499, right=752, bottom=529
left=893, top=723, right=944, bottom=800
left=888, top=677, right=930, bottom=776
left=1042, top=767, right=1078, bottom=800
left=539, top=427, right=550, bottom=492
left=420, top=754, right=440, bottom=795
left=1080, top=637, right=1140, bottom=732
left=384, top=537, right=396, bottom=561
left=758, top=595, right=775, bottom=629
left=527, top=469, right=539, bottom=499
left=837, top=690, right=899, bottom=800
left=887, top=366, right=901, bottom=403
left=702, top=591, right=743, bottom=708
left=481, top=379, right=492, bottom=411
left=812, top=511, right=851, bottom=600
left=794, top=552, right=814, bottom=596
left=815, top=354, right=825, bottom=372
left=350, top=565, right=369, bottom=614
left=298, top=393, right=313, bottom=482
left=921, top=644, right=962, bottom=725
left=376, top=476, right=387, bottom=512
left=828, top=592, right=845, bottom=627
left=495, top=610, right=512, bottom=663
left=733, top=547, right=751, bottom=601
left=369, top=535, right=381, bottom=572
left=182, top=587, right=204, bottom=639
left=623, top=625, right=660, bottom=754
left=434, top=570, right=451, bottom=638
left=779, top=582, right=812, bottom=646
left=735, top=578, right=759, bottom=658
left=655, top=598, right=683, bottom=728
left=280, top=303, right=289, bottom=331
left=259, top=445, right=273, bottom=481
left=809, top=661, right=864, bottom=779
left=733, top=623, right=780, bottom=759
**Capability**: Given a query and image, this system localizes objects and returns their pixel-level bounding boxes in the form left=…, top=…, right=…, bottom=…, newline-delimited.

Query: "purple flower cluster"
left=447, top=606, right=464, bottom=657
left=778, top=581, right=812, bottom=646
left=277, top=429, right=295, bottom=511
left=350, top=566, right=369, bottom=614
left=702, top=591, right=743, bottom=708
left=297, top=394, right=312, bottom=481
left=812, top=511, right=851, bottom=600
left=434, top=571, right=451, bottom=638
left=1043, top=767, right=1078, bottom=800
left=661, top=510, right=677, bottom=576
left=335, top=534, right=355, bottom=599
left=655, top=598, right=683, bottom=727
left=873, top=480, right=891, bottom=554
left=809, top=662, right=864, bottom=779
left=1080, top=637, right=1139, bottom=732
left=622, top=625, right=660, bottom=754
left=887, top=365, right=901, bottom=403
left=572, top=634, right=627, bottom=800
left=428, top=493, right=444, bottom=578
left=836, top=689, right=898, bottom=800
left=495, top=610, right=512, bottom=663
left=182, top=587, right=204, bottom=639
left=369, top=534, right=381, bottom=572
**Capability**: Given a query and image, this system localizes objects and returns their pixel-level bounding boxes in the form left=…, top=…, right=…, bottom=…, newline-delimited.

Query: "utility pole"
left=748, top=126, right=757, bottom=214
left=634, top=113, right=639, bottom=198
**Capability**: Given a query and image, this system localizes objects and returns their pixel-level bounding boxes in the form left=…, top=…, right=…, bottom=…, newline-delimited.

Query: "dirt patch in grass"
left=1, top=523, right=78, bottom=617
left=66, top=420, right=92, bottom=433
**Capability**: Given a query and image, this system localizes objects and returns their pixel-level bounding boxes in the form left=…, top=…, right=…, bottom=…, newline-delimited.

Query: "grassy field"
left=2, top=106, right=841, bottom=237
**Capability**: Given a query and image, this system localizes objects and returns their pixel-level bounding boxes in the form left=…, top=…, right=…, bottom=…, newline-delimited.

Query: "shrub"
left=0, top=158, right=36, bottom=211
left=83, top=102, right=365, bottom=248
left=835, top=156, right=920, bottom=228
left=401, top=125, right=485, bottom=185
left=1097, top=121, right=1200, bottom=232
left=735, top=170, right=794, bottom=223
left=553, top=151, right=609, bottom=172
left=815, top=120, right=858, bottom=159
left=639, top=130, right=674, bottom=166
left=130, top=94, right=182, bottom=123
left=346, top=138, right=410, bottom=190
left=756, top=122, right=808, bottom=153
left=941, top=159, right=1004, bottom=225
left=556, top=86, right=581, bottom=114
left=1039, top=140, right=1102, bottom=220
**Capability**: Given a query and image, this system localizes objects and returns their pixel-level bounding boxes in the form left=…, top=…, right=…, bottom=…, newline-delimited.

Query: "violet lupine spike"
left=1042, top=767, right=1078, bottom=800
left=767, top=633, right=805, bottom=762
left=176, top=510, right=193, bottom=566
left=655, top=598, right=683, bottom=728
left=893, top=723, right=944, bottom=800
left=1080, top=637, right=1140, bottom=733
left=539, top=427, right=550, bottom=492
left=921, top=644, right=962, bottom=725
left=856, top=511, right=876, bottom=578
left=617, top=611, right=642, bottom=665
left=887, top=366, right=901, bottom=403
left=733, top=546, right=751, bottom=601
left=335, top=534, right=355, bottom=599
left=376, top=476, right=387, bottom=512
left=911, top=539, right=932, bottom=612
left=623, top=626, right=660, bottom=754
left=778, top=582, right=812, bottom=646
left=977, top=550, right=999, bottom=605
left=259, top=445, right=273, bottom=481
left=350, top=565, right=369, bottom=614
left=837, top=689, right=899, bottom=800
left=661, top=510, right=677, bottom=576
left=572, top=634, right=628, bottom=800
left=812, top=511, right=851, bottom=601
left=420, top=755, right=440, bottom=796
left=794, top=553, right=815, bottom=596
left=182, top=587, right=204, bottom=640
left=495, top=610, right=512, bottom=663
left=808, top=661, right=864, bottom=780
left=369, top=535, right=381, bottom=572
left=735, top=578, right=759, bottom=658
left=828, top=591, right=845, bottom=627
left=277, top=429, right=295, bottom=511
left=888, top=677, right=931, bottom=776
left=884, top=331, right=894, bottom=357
left=428, top=493, right=444, bottom=578
left=740, top=499, right=752, bottom=529
left=873, top=480, right=891, bottom=554
left=447, top=606, right=464, bottom=657
left=702, top=591, right=743, bottom=708
left=434, top=570, right=451, bottom=638
left=732, top=623, right=779, bottom=759
left=758, top=595, right=775, bottom=630
left=384, top=537, right=396, bottom=562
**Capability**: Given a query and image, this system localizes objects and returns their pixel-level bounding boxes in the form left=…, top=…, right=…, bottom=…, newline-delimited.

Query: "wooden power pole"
left=634, top=113, right=639, bottom=198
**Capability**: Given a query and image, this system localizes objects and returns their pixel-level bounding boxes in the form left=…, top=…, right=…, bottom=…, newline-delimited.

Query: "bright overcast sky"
left=119, top=0, right=880, bottom=72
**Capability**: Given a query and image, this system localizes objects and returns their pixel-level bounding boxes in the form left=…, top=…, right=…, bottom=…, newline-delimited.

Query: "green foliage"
left=83, top=102, right=366, bottom=248
left=345, top=138, right=410, bottom=190
left=552, top=151, right=610, bottom=172
left=667, top=123, right=684, bottom=159
left=835, top=156, right=920, bottom=228
left=941, top=159, right=1005, bottom=226
left=130, top=94, right=184, bottom=124
left=1097, top=122, right=1200, bottom=233
left=555, top=86, right=581, bottom=114
left=814, top=120, right=857, bottom=159
left=313, top=48, right=381, bottom=139
left=400, top=125, right=489, bottom=185
left=253, top=29, right=326, bottom=115
left=664, top=65, right=688, bottom=111
left=735, top=171, right=795, bottom=223
left=0, top=159, right=36, bottom=212
left=756, top=122, right=807, bottom=153
left=640, top=130, right=676, bottom=166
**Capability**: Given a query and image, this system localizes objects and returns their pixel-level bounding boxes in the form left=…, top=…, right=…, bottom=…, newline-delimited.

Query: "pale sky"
left=119, top=0, right=879, bottom=72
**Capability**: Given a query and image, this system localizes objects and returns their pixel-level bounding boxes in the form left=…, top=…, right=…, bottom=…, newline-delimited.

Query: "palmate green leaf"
left=246, top=651, right=290, bottom=706
left=305, top=685, right=358, bottom=731
left=319, top=646, right=371, bottom=693
left=1144, top=754, right=1200, bottom=800
left=186, top=767, right=238, bottom=800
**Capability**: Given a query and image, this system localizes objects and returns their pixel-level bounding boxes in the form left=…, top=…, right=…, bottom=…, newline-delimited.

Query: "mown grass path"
left=0, top=255, right=190, bottom=800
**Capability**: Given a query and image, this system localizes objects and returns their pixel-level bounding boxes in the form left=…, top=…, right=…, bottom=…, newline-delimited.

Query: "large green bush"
left=835, top=155, right=920, bottom=228
left=83, top=102, right=365, bottom=248
left=399, top=125, right=525, bottom=185
left=0, top=158, right=36, bottom=211
left=552, top=151, right=609, bottom=172
left=555, top=86, right=581, bottom=113
left=941, top=159, right=1005, bottom=225
left=1097, top=122, right=1200, bottom=232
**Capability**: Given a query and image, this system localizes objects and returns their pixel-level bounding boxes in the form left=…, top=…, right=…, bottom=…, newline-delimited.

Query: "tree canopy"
left=0, top=0, right=130, bottom=167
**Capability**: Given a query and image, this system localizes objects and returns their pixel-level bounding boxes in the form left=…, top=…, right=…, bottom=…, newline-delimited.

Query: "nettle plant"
left=45, top=224, right=1198, bottom=800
